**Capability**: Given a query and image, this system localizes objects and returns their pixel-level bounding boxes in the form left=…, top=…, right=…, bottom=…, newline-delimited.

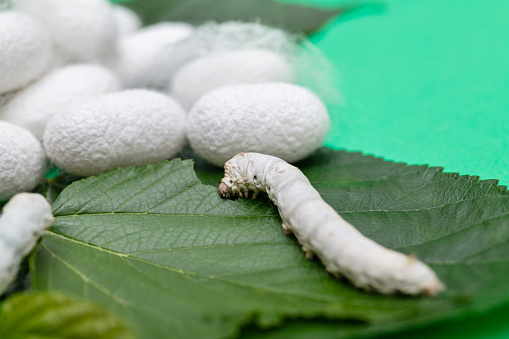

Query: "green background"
left=301, top=0, right=509, bottom=337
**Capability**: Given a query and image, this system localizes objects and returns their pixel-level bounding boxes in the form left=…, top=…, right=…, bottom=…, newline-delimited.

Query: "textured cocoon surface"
left=112, top=4, right=141, bottom=35
left=43, top=90, right=187, bottom=177
left=0, top=64, right=121, bottom=140
left=153, top=21, right=293, bottom=90
left=0, top=122, right=46, bottom=200
left=112, top=23, right=194, bottom=89
left=187, top=83, right=330, bottom=166
left=0, top=11, right=53, bottom=94
left=14, top=0, right=117, bottom=63
left=155, top=21, right=339, bottom=103
left=171, top=49, right=294, bottom=110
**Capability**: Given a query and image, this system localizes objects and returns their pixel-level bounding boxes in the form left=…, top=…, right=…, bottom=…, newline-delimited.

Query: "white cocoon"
left=0, top=122, right=46, bottom=200
left=112, top=23, right=194, bottom=89
left=14, top=0, right=117, bottom=63
left=152, top=21, right=293, bottom=90
left=156, top=21, right=341, bottom=105
left=43, top=90, right=187, bottom=177
left=112, top=4, right=141, bottom=35
left=0, top=11, right=53, bottom=94
left=171, top=49, right=294, bottom=110
left=0, top=64, right=121, bottom=140
left=187, top=83, right=330, bottom=167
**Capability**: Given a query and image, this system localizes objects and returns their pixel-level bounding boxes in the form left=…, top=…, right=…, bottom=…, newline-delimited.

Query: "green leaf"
left=30, top=149, right=509, bottom=339
left=0, top=292, right=136, bottom=339
left=117, top=0, right=354, bottom=34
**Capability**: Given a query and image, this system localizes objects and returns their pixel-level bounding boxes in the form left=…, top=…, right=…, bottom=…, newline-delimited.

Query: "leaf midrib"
left=54, top=213, right=278, bottom=218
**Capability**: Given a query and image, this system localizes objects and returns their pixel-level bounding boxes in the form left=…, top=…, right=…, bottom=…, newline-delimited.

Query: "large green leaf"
left=31, top=149, right=509, bottom=339
left=113, top=0, right=354, bottom=34
left=0, top=292, right=136, bottom=339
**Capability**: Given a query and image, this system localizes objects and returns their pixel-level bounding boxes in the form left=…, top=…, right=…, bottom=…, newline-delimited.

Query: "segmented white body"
left=220, top=153, right=444, bottom=296
left=0, top=193, right=54, bottom=294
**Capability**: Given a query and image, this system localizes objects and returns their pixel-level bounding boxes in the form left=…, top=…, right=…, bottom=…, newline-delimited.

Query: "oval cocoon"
left=14, top=0, right=117, bottom=62
left=152, top=21, right=296, bottom=92
left=43, top=90, right=187, bottom=177
left=0, top=122, right=46, bottom=200
left=113, top=23, right=194, bottom=89
left=171, top=49, right=294, bottom=110
left=187, top=83, right=330, bottom=166
left=0, top=64, right=121, bottom=140
left=0, top=12, right=52, bottom=94
left=112, top=4, right=141, bottom=35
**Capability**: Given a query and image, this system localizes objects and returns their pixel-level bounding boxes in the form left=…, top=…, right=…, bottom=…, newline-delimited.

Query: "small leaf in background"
left=35, top=170, right=82, bottom=205
left=30, top=150, right=509, bottom=339
left=113, top=0, right=355, bottom=34
left=0, top=292, right=136, bottom=339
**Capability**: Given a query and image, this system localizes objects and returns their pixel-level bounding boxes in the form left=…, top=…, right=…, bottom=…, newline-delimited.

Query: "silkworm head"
left=218, top=182, right=232, bottom=199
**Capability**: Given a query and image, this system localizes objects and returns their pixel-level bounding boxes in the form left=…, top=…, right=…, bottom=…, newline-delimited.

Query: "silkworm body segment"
left=220, top=153, right=444, bottom=296
left=0, top=193, right=54, bottom=294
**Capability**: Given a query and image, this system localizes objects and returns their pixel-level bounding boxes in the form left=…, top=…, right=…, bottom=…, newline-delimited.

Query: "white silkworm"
left=0, top=193, right=54, bottom=294
left=219, top=153, right=444, bottom=296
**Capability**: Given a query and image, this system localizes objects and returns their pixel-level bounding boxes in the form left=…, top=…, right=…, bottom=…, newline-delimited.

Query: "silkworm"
left=0, top=193, right=54, bottom=294
left=219, top=152, right=444, bottom=296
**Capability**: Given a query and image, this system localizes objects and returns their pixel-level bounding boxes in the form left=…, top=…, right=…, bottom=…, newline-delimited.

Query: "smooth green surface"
left=0, top=292, right=136, bottom=339
left=32, top=153, right=509, bottom=338
left=311, top=0, right=509, bottom=187
left=303, top=0, right=509, bottom=337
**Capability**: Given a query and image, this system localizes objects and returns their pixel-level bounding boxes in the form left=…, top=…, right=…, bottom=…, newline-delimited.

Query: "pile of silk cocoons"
left=0, top=0, right=337, bottom=202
